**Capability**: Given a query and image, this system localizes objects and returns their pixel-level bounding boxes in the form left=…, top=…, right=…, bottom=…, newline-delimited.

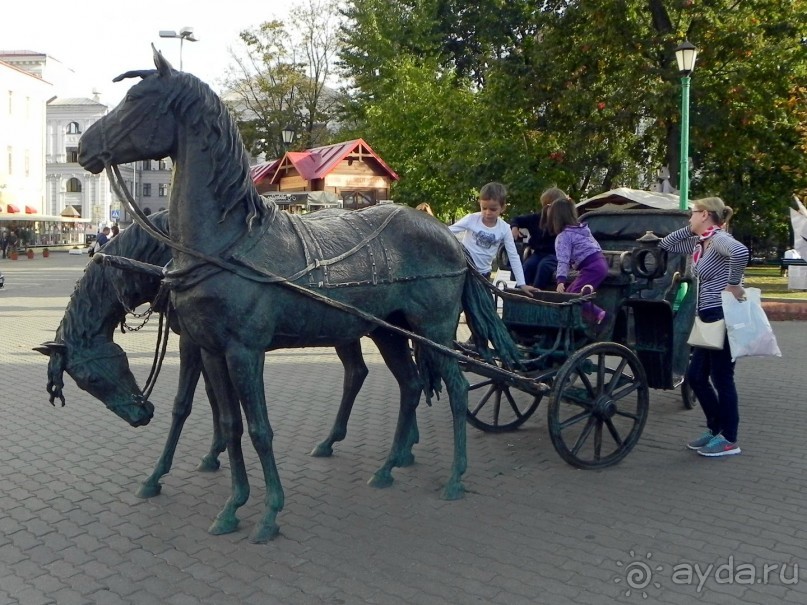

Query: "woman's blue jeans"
left=687, top=307, right=739, bottom=442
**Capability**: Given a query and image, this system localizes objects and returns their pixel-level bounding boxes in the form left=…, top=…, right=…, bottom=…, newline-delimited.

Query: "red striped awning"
left=25, top=205, right=37, bottom=214
left=6, top=204, right=20, bottom=213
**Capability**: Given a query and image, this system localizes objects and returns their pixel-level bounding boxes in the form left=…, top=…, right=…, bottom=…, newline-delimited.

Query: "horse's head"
left=34, top=340, right=154, bottom=427
left=79, top=47, right=180, bottom=174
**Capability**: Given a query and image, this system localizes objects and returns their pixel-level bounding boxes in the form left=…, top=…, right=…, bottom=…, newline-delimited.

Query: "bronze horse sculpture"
left=77, top=48, right=519, bottom=543
left=37, top=211, right=423, bottom=499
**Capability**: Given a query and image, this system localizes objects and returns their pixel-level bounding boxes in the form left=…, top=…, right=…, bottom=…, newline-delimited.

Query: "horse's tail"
left=461, top=261, right=521, bottom=368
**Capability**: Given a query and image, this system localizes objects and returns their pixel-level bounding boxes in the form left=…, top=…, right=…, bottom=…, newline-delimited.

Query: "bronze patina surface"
left=75, top=48, right=518, bottom=542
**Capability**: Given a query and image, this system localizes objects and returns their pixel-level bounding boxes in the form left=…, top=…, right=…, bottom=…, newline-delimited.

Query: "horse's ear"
left=152, top=43, right=175, bottom=76
left=112, top=69, right=157, bottom=83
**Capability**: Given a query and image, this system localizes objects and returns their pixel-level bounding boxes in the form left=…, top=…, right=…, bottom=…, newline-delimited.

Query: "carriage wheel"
left=681, top=374, right=698, bottom=410
left=547, top=342, right=648, bottom=469
left=465, top=371, right=543, bottom=433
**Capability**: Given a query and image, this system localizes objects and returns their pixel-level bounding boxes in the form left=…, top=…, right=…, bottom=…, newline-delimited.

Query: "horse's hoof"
left=398, top=453, right=415, bottom=467
left=135, top=483, right=162, bottom=499
left=249, top=522, right=280, bottom=544
left=368, top=471, right=394, bottom=489
left=197, top=456, right=221, bottom=472
left=441, top=483, right=466, bottom=501
left=310, top=443, right=333, bottom=458
left=209, top=515, right=239, bottom=535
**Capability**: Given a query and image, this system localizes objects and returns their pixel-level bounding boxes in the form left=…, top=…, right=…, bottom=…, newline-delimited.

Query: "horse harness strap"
left=236, top=208, right=402, bottom=287
left=107, top=164, right=404, bottom=290
left=105, top=163, right=542, bottom=388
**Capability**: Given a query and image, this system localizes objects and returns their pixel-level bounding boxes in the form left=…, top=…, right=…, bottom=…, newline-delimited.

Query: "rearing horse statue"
left=78, top=47, right=519, bottom=543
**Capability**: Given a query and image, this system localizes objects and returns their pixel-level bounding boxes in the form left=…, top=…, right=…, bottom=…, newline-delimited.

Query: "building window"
left=8, top=91, right=12, bottom=115
left=66, top=147, right=79, bottom=163
left=158, top=159, right=168, bottom=170
left=66, top=177, right=82, bottom=193
left=159, top=184, right=169, bottom=197
left=66, top=121, right=81, bottom=134
left=142, top=160, right=152, bottom=171
left=7, top=145, right=11, bottom=174
left=143, top=183, right=152, bottom=197
left=24, top=150, right=29, bottom=177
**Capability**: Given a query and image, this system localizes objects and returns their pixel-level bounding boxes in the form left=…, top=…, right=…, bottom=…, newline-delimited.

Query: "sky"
left=0, top=0, right=293, bottom=107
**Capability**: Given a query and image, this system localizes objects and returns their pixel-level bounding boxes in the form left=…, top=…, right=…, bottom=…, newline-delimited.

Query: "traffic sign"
left=110, top=209, right=121, bottom=220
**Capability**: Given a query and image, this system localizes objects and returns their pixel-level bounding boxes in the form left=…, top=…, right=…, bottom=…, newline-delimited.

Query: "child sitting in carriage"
left=449, top=181, right=538, bottom=295
left=548, top=197, right=608, bottom=325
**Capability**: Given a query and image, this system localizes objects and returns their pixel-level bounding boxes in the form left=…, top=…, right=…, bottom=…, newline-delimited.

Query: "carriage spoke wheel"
left=465, top=371, right=543, bottom=433
left=548, top=342, right=648, bottom=469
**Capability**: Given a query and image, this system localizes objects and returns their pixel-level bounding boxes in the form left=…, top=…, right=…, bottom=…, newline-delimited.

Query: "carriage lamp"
left=159, top=27, right=198, bottom=71
left=281, top=125, right=296, bottom=147
left=675, top=40, right=698, bottom=211
left=632, top=231, right=667, bottom=280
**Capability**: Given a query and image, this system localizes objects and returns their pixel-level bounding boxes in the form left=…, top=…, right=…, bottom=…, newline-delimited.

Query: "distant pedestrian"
left=415, top=203, right=434, bottom=216
left=88, top=226, right=111, bottom=257
left=6, top=230, right=18, bottom=257
left=96, top=226, right=111, bottom=247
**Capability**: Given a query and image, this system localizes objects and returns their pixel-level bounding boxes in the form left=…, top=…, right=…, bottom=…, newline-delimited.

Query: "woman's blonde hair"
left=539, top=187, right=569, bottom=232
left=540, top=187, right=568, bottom=208
left=694, top=196, right=734, bottom=227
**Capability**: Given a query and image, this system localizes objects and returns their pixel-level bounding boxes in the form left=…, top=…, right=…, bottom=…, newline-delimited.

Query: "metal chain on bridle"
left=115, top=287, right=155, bottom=333
left=100, top=239, right=171, bottom=398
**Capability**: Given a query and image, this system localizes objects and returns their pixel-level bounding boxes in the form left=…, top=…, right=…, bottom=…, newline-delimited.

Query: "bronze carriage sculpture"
left=43, top=48, right=697, bottom=542
left=462, top=208, right=696, bottom=468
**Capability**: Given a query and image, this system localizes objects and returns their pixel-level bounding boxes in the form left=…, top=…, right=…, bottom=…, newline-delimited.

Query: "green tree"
left=338, top=57, right=480, bottom=219
left=223, top=0, right=344, bottom=159
left=337, top=0, right=807, bottom=247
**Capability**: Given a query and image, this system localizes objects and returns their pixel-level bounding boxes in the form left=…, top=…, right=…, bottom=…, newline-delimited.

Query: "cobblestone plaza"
left=0, top=253, right=804, bottom=604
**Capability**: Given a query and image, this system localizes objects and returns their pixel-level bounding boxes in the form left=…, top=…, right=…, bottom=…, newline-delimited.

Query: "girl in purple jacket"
left=549, top=198, right=608, bottom=325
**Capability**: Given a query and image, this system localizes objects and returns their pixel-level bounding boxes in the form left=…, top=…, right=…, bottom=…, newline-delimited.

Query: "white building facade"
left=46, top=97, right=112, bottom=225
left=2, top=50, right=173, bottom=239
left=0, top=54, right=50, bottom=215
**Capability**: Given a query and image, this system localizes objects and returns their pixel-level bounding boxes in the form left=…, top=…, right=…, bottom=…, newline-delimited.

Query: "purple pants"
left=566, top=252, right=608, bottom=322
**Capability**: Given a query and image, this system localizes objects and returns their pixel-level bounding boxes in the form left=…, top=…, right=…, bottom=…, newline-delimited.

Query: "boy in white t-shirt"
left=449, top=182, right=538, bottom=295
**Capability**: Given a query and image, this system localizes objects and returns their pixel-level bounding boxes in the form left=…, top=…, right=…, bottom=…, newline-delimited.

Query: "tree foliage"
left=223, top=0, right=344, bottom=159
left=337, top=0, right=807, bottom=249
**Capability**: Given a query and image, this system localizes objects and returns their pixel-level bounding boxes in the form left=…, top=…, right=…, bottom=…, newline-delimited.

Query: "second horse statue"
left=76, top=47, right=519, bottom=543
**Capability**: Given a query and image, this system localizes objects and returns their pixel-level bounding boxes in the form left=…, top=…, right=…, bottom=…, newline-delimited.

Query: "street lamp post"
left=159, top=27, right=198, bottom=71
left=675, top=40, right=698, bottom=211
left=281, top=124, right=296, bottom=148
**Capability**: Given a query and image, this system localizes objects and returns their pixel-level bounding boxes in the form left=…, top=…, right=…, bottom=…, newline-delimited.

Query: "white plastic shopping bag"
left=721, top=287, right=781, bottom=361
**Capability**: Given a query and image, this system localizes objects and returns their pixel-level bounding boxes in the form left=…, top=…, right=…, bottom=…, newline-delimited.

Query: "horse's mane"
left=168, top=71, right=271, bottom=230
left=56, top=212, right=172, bottom=347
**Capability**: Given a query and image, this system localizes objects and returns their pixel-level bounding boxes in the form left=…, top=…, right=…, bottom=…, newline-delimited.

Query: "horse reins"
left=104, top=164, right=554, bottom=392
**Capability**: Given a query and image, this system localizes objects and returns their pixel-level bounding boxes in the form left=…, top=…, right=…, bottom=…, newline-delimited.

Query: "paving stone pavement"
left=0, top=252, right=805, bottom=605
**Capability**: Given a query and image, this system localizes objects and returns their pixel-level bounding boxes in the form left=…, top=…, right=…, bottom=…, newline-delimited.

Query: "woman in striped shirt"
left=660, top=197, right=749, bottom=458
